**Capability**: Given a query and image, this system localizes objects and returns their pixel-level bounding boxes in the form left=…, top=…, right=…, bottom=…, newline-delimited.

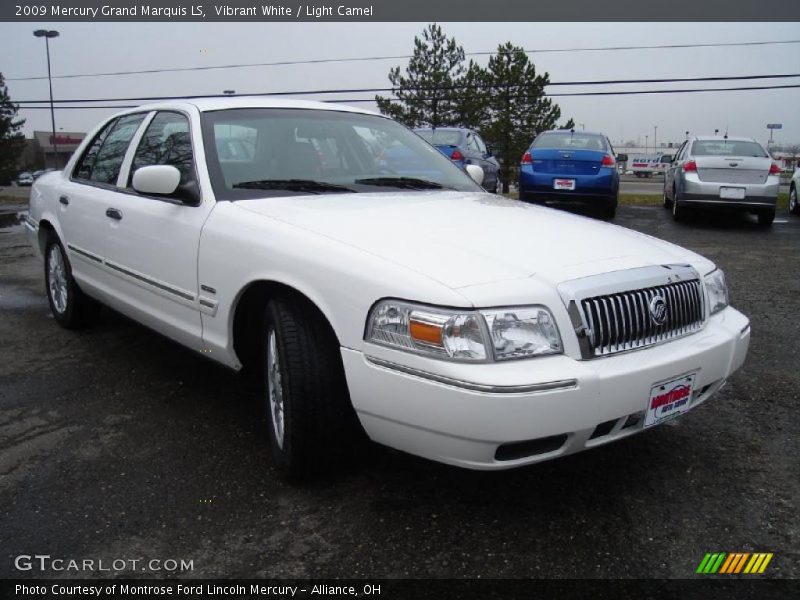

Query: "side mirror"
left=465, top=164, right=484, bottom=186
left=132, top=165, right=181, bottom=196
left=485, top=146, right=494, bottom=157
left=616, top=153, right=629, bottom=163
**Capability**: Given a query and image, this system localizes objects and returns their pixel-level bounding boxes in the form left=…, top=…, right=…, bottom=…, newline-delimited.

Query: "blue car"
left=414, top=127, right=501, bottom=193
left=518, top=130, right=626, bottom=219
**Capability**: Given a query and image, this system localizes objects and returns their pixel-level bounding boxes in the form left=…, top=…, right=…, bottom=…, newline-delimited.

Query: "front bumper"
left=342, top=307, right=750, bottom=470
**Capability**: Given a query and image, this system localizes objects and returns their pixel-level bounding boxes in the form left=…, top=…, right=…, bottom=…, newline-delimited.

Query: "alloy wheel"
left=267, top=329, right=285, bottom=449
left=47, top=245, right=68, bottom=314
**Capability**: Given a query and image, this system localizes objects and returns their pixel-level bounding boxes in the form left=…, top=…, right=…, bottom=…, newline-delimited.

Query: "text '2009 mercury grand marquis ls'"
left=25, top=98, right=751, bottom=478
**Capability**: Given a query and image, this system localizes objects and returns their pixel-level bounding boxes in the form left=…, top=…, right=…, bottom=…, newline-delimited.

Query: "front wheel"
left=663, top=186, right=673, bottom=209
left=262, top=296, right=360, bottom=479
left=790, top=185, right=799, bottom=215
left=44, top=236, right=99, bottom=329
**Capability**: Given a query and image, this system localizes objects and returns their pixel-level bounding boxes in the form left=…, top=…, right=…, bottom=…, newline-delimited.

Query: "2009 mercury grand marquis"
left=26, top=98, right=750, bottom=477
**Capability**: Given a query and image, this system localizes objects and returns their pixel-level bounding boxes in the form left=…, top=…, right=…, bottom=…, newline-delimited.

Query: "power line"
left=6, top=39, right=800, bottom=82
left=14, top=82, right=800, bottom=110
left=13, top=73, right=800, bottom=105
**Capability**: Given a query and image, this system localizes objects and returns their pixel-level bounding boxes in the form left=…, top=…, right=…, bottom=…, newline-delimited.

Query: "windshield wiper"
left=232, top=179, right=356, bottom=193
left=354, top=177, right=452, bottom=190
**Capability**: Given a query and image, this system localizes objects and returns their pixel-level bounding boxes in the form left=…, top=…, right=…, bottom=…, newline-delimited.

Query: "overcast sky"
left=1, top=22, right=798, bottom=148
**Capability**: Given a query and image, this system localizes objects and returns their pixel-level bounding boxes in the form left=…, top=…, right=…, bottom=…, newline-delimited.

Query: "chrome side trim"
left=364, top=356, right=577, bottom=394
left=67, top=243, right=103, bottom=264
left=104, top=260, right=195, bottom=301
left=23, top=214, right=38, bottom=231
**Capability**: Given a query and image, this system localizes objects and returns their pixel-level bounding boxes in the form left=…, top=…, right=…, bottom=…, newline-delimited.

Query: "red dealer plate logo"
left=644, top=372, right=697, bottom=428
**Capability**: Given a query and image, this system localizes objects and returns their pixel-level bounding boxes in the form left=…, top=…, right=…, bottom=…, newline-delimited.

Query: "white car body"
left=26, top=98, right=751, bottom=470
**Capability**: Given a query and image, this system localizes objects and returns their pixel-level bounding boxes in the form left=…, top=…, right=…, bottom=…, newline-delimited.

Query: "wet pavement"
left=1, top=203, right=798, bottom=579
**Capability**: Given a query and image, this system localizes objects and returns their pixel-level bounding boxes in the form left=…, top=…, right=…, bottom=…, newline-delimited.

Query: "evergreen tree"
left=480, top=43, right=573, bottom=192
left=0, top=73, right=26, bottom=184
left=375, top=24, right=465, bottom=128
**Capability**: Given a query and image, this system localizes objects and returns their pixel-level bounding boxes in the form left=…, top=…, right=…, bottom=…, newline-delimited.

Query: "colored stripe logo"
left=696, top=552, right=773, bottom=574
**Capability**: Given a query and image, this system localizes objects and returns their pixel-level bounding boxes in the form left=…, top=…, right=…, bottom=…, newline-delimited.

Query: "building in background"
left=18, top=131, right=86, bottom=170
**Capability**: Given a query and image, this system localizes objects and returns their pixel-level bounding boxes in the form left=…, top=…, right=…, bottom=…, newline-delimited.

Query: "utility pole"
left=33, top=29, right=60, bottom=169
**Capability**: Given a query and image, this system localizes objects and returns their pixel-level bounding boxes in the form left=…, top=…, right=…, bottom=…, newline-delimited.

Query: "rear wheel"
left=44, top=235, right=99, bottom=329
left=663, top=185, right=673, bottom=209
left=262, top=296, right=360, bottom=479
left=757, top=209, right=775, bottom=227
left=790, top=185, right=799, bottom=215
left=672, top=187, right=687, bottom=221
left=598, top=199, right=617, bottom=220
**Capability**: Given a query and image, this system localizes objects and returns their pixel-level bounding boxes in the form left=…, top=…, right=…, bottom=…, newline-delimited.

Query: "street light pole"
left=34, top=29, right=59, bottom=169
left=654, top=125, right=657, bottom=152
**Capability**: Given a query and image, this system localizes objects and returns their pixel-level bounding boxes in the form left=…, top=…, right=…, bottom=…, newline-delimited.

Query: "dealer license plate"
left=644, top=372, right=697, bottom=428
left=719, top=187, right=746, bottom=200
left=553, top=178, right=576, bottom=191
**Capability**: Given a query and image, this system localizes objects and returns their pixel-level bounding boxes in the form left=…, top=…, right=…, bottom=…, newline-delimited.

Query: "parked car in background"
left=33, top=168, right=57, bottom=180
left=518, top=130, right=625, bottom=219
left=16, top=172, right=34, bottom=186
left=790, top=167, right=800, bottom=216
left=663, top=136, right=780, bottom=226
left=27, top=99, right=748, bottom=479
left=414, top=127, right=501, bottom=193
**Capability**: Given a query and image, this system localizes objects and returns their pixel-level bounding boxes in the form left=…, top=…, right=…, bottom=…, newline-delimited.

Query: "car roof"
left=108, top=97, right=381, bottom=118
left=691, top=135, right=758, bottom=143
left=414, top=127, right=465, bottom=132
left=538, top=130, right=606, bottom=137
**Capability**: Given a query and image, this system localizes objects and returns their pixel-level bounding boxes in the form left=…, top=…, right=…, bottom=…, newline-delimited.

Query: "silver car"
left=790, top=167, right=799, bottom=216
left=663, top=135, right=781, bottom=226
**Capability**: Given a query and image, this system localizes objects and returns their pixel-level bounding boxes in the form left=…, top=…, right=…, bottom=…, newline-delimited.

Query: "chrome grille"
left=580, top=279, right=704, bottom=357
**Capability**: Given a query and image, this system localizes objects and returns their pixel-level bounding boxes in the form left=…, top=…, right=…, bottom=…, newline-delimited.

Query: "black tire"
left=672, top=187, right=688, bottom=222
left=663, top=186, right=673, bottom=209
left=790, top=185, right=799, bottom=215
left=262, top=296, right=360, bottom=479
left=44, top=235, right=99, bottom=329
left=757, top=209, right=775, bottom=227
left=598, top=201, right=617, bottom=220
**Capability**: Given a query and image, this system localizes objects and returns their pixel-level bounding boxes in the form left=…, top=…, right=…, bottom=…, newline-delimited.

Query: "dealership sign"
left=767, top=124, right=782, bottom=129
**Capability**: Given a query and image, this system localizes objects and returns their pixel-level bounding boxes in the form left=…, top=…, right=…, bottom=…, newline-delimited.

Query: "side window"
left=466, top=134, right=481, bottom=155
left=130, top=111, right=195, bottom=186
left=89, top=114, right=147, bottom=185
left=73, top=119, right=117, bottom=181
left=474, top=134, right=488, bottom=155
left=675, top=141, right=687, bottom=161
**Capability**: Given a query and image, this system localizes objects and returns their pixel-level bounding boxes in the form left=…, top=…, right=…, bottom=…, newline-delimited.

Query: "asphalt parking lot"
left=1, top=200, right=798, bottom=579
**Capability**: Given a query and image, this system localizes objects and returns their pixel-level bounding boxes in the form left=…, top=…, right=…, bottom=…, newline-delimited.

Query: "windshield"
left=531, top=132, right=607, bottom=152
left=691, top=140, right=768, bottom=158
left=202, top=108, right=481, bottom=200
left=414, top=129, right=463, bottom=146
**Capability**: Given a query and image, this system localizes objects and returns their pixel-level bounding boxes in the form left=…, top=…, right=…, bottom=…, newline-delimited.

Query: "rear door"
left=101, top=109, right=212, bottom=352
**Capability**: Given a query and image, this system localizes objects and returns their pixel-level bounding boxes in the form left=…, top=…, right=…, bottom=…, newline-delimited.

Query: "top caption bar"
left=3, top=0, right=800, bottom=22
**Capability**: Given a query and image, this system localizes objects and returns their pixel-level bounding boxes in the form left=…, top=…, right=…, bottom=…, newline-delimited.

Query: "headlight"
left=482, top=307, right=563, bottom=360
left=365, top=300, right=562, bottom=362
left=704, top=269, right=729, bottom=315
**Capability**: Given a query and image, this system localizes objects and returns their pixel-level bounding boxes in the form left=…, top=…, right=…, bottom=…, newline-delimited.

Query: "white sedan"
left=26, top=98, right=750, bottom=478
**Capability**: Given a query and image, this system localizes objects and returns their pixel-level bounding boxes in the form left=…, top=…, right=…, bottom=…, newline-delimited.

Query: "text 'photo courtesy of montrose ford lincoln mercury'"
left=25, top=98, right=750, bottom=479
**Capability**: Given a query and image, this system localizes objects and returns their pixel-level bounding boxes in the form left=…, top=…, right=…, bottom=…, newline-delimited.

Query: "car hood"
left=233, top=191, right=712, bottom=289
